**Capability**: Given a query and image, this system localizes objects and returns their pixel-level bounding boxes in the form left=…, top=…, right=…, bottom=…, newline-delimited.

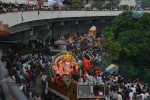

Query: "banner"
left=132, top=0, right=144, bottom=18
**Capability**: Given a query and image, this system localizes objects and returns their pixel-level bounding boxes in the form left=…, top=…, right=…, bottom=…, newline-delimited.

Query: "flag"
left=38, top=10, right=40, bottom=15
left=21, top=11, right=25, bottom=22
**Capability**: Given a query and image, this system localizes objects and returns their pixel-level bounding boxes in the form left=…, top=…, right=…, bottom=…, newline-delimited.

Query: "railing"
left=0, top=11, right=123, bottom=27
left=0, top=50, right=28, bottom=100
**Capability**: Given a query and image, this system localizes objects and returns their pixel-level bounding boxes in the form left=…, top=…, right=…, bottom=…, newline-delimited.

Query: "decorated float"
left=48, top=52, right=106, bottom=100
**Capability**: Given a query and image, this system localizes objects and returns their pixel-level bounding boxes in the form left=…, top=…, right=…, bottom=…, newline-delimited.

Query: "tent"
left=105, top=64, right=119, bottom=73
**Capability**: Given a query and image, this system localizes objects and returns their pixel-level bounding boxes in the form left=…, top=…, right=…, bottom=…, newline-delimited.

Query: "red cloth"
left=95, top=70, right=100, bottom=76
left=71, top=66, right=77, bottom=75
left=82, top=59, right=91, bottom=71
left=54, top=76, right=62, bottom=87
left=81, top=72, right=87, bottom=80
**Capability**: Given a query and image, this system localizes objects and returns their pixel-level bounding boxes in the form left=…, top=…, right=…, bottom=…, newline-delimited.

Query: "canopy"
left=105, top=64, right=119, bottom=73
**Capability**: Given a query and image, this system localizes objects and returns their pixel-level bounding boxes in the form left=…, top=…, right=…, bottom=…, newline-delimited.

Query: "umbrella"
left=105, top=64, right=119, bottom=73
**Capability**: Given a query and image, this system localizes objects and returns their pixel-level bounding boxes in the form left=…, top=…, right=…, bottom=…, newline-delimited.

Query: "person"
left=144, top=91, right=150, bottom=99
left=81, top=70, right=87, bottom=82
left=82, top=55, right=91, bottom=74
left=71, top=63, right=78, bottom=81
left=41, top=72, right=47, bottom=94
left=80, top=38, right=88, bottom=51
left=129, top=90, right=134, bottom=100
left=112, top=91, right=118, bottom=100
left=140, top=92, right=145, bottom=100
left=32, top=70, right=37, bottom=88
left=36, top=94, right=41, bottom=100
left=117, top=92, right=122, bottom=100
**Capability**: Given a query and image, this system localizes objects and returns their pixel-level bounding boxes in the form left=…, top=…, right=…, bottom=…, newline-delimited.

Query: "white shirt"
left=130, top=87, right=136, bottom=93
left=118, top=94, right=122, bottom=100
left=144, top=92, right=150, bottom=98
left=41, top=75, right=47, bottom=82
left=27, top=64, right=31, bottom=70
left=129, top=92, right=133, bottom=100
left=140, top=93, right=145, bottom=100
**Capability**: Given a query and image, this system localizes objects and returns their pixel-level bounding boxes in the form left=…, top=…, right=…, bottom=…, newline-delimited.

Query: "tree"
left=104, top=3, right=111, bottom=10
left=66, top=0, right=85, bottom=8
left=91, top=1, right=103, bottom=10
left=120, top=5, right=129, bottom=11
left=103, top=12, right=150, bottom=68
left=142, top=0, right=150, bottom=8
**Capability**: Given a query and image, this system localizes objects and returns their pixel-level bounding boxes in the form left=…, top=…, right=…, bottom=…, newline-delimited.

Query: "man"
left=41, top=72, right=47, bottom=94
left=129, top=90, right=134, bottom=100
left=82, top=55, right=92, bottom=74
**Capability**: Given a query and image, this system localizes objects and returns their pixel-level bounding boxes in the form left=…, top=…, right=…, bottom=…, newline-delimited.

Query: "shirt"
left=82, top=59, right=91, bottom=71
left=118, top=94, right=122, bottom=100
left=129, top=92, right=133, bottom=100
left=144, top=92, right=150, bottom=98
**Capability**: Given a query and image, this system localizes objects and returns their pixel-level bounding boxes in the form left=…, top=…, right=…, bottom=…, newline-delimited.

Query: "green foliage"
left=67, top=0, right=85, bottom=8
left=91, top=1, right=103, bottom=10
left=126, top=65, right=138, bottom=79
left=104, top=3, right=111, bottom=9
left=103, top=12, right=150, bottom=68
left=120, top=5, right=129, bottom=11
left=142, top=0, right=150, bottom=8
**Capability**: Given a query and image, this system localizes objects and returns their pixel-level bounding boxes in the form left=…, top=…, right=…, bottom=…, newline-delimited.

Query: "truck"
left=48, top=80, right=106, bottom=100
left=47, top=52, right=106, bottom=100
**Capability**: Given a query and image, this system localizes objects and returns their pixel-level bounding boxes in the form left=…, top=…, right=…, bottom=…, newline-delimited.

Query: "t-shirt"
left=41, top=75, right=47, bottom=82
left=118, top=94, right=122, bottom=100
left=129, top=92, right=133, bottom=100
left=140, top=93, right=145, bottom=100
left=131, top=87, right=136, bottom=93
left=82, top=59, right=91, bottom=71
left=144, top=92, right=150, bottom=98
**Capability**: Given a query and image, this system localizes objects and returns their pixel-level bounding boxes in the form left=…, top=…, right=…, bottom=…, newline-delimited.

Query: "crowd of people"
left=0, top=2, right=124, bottom=14
left=0, top=2, right=38, bottom=14
left=1, top=31, right=150, bottom=100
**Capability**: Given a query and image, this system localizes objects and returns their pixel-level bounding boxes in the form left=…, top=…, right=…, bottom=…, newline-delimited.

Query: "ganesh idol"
left=53, top=53, right=78, bottom=76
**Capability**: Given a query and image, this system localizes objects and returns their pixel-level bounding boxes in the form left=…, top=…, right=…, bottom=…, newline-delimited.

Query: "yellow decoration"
left=89, top=26, right=96, bottom=38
